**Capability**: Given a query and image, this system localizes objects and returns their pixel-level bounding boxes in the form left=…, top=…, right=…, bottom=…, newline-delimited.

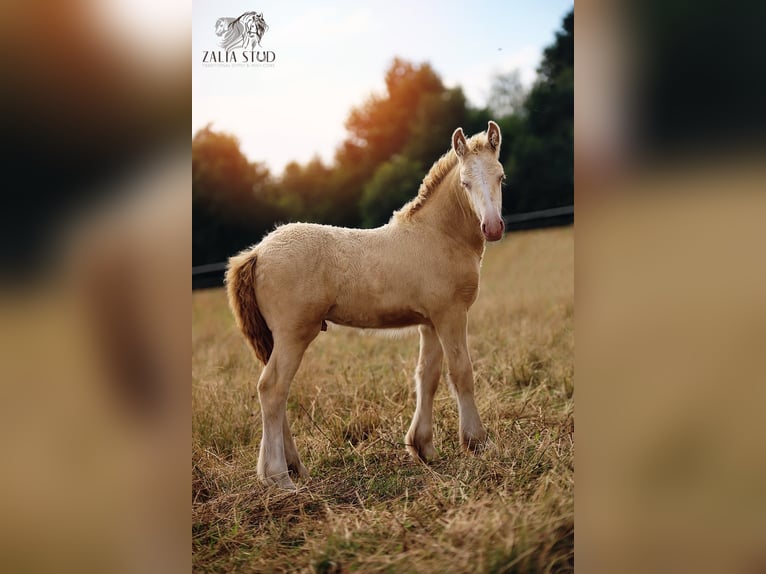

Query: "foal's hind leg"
left=257, top=327, right=317, bottom=489
left=283, top=415, right=309, bottom=479
left=405, top=325, right=443, bottom=461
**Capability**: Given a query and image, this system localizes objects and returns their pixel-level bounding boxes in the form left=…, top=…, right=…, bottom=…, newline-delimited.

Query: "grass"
left=192, top=226, right=574, bottom=573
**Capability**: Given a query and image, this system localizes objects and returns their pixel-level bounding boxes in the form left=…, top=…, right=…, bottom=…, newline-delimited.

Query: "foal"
left=227, top=122, right=505, bottom=489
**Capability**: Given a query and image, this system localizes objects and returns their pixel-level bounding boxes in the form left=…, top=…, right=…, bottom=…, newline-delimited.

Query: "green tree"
left=277, top=156, right=335, bottom=223
left=504, top=9, right=573, bottom=213
left=403, top=87, right=469, bottom=167
left=359, top=156, right=423, bottom=228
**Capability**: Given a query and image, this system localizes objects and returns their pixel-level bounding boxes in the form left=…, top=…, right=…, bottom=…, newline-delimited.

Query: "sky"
left=193, top=0, right=572, bottom=173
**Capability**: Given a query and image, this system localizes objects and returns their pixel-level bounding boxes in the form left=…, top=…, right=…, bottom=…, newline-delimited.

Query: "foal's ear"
left=452, top=127, right=468, bottom=158
left=487, top=121, right=502, bottom=152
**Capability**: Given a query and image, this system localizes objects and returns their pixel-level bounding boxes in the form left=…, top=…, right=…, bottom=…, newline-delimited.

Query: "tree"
left=504, top=9, right=573, bottom=213
left=278, top=157, right=335, bottom=223
left=404, top=87, right=469, bottom=167
left=192, top=125, right=282, bottom=264
left=329, top=58, right=470, bottom=226
left=344, top=58, right=445, bottom=168
left=487, top=70, right=527, bottom=119
left=192, top=126, right=260, bottom=208
left=359, top=156, right=423, bottom=228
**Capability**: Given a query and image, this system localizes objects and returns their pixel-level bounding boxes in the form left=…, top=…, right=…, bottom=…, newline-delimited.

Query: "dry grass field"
left=192, top=226, right=574, bottom=573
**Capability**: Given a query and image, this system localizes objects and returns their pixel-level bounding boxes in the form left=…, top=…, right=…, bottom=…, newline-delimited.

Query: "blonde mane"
left=395, top=132, right=492, bottom=221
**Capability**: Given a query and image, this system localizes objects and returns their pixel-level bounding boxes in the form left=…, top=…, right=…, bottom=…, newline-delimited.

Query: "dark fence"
left=503, top=204, right=574, bottom=230
left=192, top=205, right=573, bottom=290
left=192, top=261, right=229, bottom=290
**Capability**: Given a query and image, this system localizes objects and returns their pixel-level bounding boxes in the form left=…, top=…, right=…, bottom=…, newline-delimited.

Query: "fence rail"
left=192, top=205, right=573, bottom=289
left=192, top=261, right=227, bottom=275
left=503, top=204, right=573, bottom=223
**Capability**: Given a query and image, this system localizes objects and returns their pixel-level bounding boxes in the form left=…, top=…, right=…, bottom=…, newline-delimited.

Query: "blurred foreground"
left=577, top=0, right=766, bottom=572
left=577, top=169, right=766, bottom=574
left=0, top=157, right=191, bottom=574
left=0, top=1, right=189, bottom=573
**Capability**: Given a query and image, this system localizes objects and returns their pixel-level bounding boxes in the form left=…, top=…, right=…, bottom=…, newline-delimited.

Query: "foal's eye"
left=461, top=181, right=471, bottom=190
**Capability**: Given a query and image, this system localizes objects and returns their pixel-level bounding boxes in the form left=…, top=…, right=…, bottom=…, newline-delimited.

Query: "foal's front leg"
left=406, top=324, right=443, bottom=461
left=434, top=312, right=487, bottom=451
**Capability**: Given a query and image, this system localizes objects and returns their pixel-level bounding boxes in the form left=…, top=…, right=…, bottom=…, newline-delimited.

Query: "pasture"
left=192, top=226, right=574, bottom=573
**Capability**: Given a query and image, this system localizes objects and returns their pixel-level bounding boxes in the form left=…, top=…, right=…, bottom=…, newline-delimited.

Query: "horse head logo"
left=215, top=11, right=269, bottom=51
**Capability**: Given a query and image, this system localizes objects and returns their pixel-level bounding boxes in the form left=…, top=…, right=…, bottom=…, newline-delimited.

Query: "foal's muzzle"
left=482, top=219, right=505, bottom=242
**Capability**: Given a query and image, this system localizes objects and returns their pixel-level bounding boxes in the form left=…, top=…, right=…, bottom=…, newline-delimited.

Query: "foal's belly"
left=325, top=304, right=429, bottom=329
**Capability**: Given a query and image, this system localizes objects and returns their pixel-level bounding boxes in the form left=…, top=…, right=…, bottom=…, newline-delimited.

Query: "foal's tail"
left=226, top=249, right=273, bottom=365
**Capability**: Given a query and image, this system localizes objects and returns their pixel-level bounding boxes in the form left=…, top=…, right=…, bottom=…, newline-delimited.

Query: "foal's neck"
left=425, top=167, right=485, bottom=256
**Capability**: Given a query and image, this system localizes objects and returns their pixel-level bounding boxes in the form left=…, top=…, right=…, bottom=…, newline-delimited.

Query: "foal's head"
left=452, top=121, right=505, bottom=242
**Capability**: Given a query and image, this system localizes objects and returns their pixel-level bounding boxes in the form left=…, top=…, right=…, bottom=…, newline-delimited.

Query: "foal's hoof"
left=461, top=427, right=488, bottom=453
left=262, top=472, right=297, bottom=491
left=289, top=462, right=310, bottom=481
left=405, top=431, right=438, bottom=462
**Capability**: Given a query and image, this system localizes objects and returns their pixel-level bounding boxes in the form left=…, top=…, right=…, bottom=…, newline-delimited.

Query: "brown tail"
left=225, top=249, right=273, bottom=364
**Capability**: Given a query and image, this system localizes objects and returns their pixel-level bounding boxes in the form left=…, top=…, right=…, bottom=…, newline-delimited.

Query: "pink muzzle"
left=481, top=217, right=505, bottom=242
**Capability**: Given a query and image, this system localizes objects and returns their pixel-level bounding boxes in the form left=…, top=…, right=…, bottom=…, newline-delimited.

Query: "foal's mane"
left=395, top=132, right=491, bottom=221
